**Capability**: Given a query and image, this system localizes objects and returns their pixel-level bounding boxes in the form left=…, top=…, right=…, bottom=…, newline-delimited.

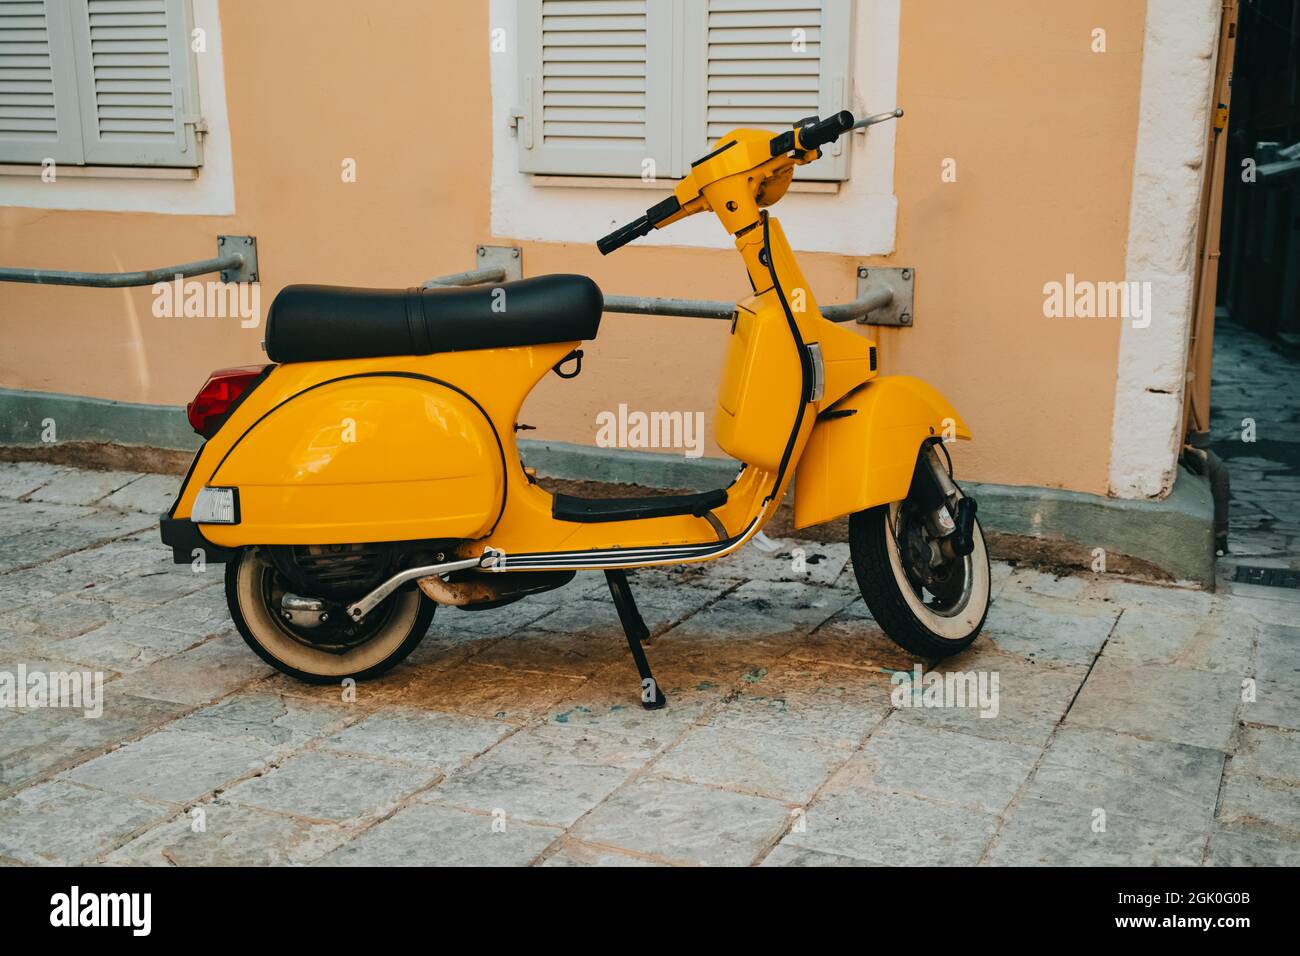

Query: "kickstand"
left=604, top=569, right=667, bottom=710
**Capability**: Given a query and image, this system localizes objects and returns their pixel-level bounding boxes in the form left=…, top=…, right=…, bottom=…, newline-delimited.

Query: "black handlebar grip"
left=597, top=215, right=652, bottom=256
left=797, top=110, right=855, bottom=151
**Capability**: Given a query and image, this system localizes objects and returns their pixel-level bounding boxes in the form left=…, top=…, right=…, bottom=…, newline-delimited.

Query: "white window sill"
left=0, top=163, right=199, bottom=181
left=531, top=174, right=839, bottom=194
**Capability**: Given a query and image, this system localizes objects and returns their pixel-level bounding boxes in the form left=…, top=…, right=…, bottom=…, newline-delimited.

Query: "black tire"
left=225, top=548, right=435, bottom=684
left=849, top=503, right=990, bottom=659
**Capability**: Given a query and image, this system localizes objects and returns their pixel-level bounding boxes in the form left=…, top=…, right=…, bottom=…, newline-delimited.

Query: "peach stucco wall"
left=0, top=0, right=1146, bottom=496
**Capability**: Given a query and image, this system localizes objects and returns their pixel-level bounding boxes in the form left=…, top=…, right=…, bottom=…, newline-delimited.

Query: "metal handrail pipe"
left=0, top=253, right=245, bottom=288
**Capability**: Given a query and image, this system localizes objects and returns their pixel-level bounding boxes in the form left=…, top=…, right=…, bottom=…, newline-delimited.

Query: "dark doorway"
left=1211, top=0, right=1300, bottom=568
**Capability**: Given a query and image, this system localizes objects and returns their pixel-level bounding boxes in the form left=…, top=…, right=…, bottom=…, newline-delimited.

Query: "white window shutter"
left=682, top=0, right=853, bottom=182
left=0, top=0, right=86, bottom=163
left=66, top=0, right=202, bottom=167
left=517, top=0, right=673, bottom=178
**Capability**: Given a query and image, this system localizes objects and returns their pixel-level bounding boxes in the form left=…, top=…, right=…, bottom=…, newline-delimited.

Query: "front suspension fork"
left=912, top=441, right=978, bottom=561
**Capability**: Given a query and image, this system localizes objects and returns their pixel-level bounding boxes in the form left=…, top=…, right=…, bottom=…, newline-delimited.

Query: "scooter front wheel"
left=225, top=548, right=435, bottom=683
left=849, top=501, right=990, bottom=659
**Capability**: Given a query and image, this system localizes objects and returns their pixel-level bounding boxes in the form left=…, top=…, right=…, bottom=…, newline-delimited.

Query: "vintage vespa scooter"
left=160, top=111, right=989, bottom=708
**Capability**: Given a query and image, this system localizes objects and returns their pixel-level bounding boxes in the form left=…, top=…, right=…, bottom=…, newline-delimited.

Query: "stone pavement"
left=1211, top=318, right=1300, bottom=562
left=0, top=460, right=1297, bottom=866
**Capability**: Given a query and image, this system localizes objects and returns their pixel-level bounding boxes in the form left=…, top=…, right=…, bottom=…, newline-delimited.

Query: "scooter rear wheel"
left=849, top=501, right=990, bottom=659
left=225, top=547, right=435, bottom=683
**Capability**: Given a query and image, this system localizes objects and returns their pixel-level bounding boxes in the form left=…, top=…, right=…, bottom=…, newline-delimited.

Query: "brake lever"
left=853, top=108, right=904, bottom=130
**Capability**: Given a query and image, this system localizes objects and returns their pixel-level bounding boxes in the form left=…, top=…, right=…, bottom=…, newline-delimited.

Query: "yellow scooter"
left=160, top=111, right=989, bottom=709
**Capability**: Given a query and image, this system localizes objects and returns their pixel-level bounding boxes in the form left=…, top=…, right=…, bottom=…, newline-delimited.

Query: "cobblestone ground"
left=1211, top=319, right=1300, bottom=563
left=0, top=460, right=1297, bottom=866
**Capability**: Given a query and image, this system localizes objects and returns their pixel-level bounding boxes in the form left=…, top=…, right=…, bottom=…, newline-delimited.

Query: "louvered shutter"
left=67, top=0, right=201, bottom=166
left=517, top=0, right=672, bottom=177
left=0, top=0, right=85, bottom=163
left=684, top=0, right=853, bottom=181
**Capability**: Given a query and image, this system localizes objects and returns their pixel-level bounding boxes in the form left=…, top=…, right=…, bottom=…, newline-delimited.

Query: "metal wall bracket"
left=217, top=235, right=258, bottom=284
left=476, top=245, right=523, bottom=283
left=855, top=266, right=913, bottom=326
left=424, top=245, right=522, bottom=288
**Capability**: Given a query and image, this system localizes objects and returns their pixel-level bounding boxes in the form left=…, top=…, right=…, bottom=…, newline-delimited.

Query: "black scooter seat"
left=264, top=274, right=602, bottom=363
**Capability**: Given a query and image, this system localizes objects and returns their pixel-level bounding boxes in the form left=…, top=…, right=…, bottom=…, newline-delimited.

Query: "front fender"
left=793, top=375, right=970, bottom=529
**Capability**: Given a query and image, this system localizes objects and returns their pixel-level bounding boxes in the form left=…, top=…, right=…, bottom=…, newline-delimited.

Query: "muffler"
left=419, top=569, right=576, bottom=608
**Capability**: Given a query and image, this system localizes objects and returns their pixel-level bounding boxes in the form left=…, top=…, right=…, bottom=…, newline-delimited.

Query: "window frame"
left=516, top=0, right=855, bottom=182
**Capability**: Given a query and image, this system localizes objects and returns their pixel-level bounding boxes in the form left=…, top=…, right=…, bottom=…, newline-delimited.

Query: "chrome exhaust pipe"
left=345, top=549, right=504, bottom=622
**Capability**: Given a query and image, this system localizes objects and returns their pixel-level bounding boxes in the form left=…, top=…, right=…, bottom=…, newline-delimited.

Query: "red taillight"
left=187, top=366, right=269, bottom=438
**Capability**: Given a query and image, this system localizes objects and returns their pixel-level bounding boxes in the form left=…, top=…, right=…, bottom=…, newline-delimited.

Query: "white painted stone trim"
left=487, top=0, right=900, bottom=256
left=0, top=0, right=235, bottom=216
left=1108, top=0, right=1220, bottom=499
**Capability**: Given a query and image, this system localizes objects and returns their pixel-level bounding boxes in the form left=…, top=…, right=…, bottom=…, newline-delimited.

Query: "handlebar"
left=597, top=196, right=682, bottom=257
left=596, top=215, right=652, bottom=256
left=596, top=108, right=900, bottom=254
left=795, top=110, right=855, bottom=151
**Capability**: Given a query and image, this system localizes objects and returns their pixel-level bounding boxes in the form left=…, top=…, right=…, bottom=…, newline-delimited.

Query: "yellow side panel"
left=793, top=375, right=971, bottom=529
left=714, top=292, right=802, bottom=471
left=207, top=376, right=503, bottom=545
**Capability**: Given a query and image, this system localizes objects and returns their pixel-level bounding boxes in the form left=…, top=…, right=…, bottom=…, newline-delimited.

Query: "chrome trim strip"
left=492, top=517, right=763, bottom=572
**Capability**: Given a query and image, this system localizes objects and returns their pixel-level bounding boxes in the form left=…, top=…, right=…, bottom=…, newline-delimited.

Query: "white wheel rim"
left=883, top=501, right=990, bottom=640
left=235, top=550, right=422, bottom=677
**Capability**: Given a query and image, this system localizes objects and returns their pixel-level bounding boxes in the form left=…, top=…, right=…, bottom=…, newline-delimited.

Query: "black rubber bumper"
left=159, top=514, right=240, bottom=565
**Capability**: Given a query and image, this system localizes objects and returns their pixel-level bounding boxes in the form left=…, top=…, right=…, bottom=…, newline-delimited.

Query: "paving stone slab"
left=543, top=662, right=729, bottom=741
left=846, top=719, right=1039, bottom=814
left=429, top=723, right=653, bottom=826
left=62, top=729, right=270, bottom=804
left=1228, top=726, right=1300, bottom=785
left=1000, top=567, right=1097, bottom=603
left=783, top=787, right=1000, bottom=865
left=106, top=632, right=271, bottom=705
left=784, top=601, right=920, bottom=673
left=55, top=620, right=204, bottom=672
left=1229, top=592, right=1300, bottom=629
left=653, top=723, right=850, bottom=803
left=0, top=692, right=182, bottom=794
left=104, top=800, right=351, bottom=866
left=708, top=538, right=850, bottom=587
left=466, top=626, right=624, bottom=677
left=82, top=565, right=212, bottom=607
left=1241, top=678, right=1300, bottom=731
left=570, top=776, right=791, bottom=866
left=25, top=469, right=144, bottom=507
left=222, top=750, right=437, bottom=823
left=0, top=462, right=68, bottom=499
left=1025, top=726, right=1224, bottom=828
left=652, top=581, right=852, bottom=675
left=1102, top=604, right=1256, bottom=675
left=320, top=801, right=560, bottom=866
left=388, top=661, right=587, bottom=722
left=540, top=839, right=666, bottom=867
left=890, top=649, right=1086, bottom=749
left=0, top=513, right=156, bottom=573
left=319, top=706, right=514, bottom=769
left=1208, top=823, right=1300, bottom=866
left=1216, top=770, right=1300, bottom=833
left=1066, top=657, right=1240, bottom=752
left=1254, top=623, right=1300, bottom=690
left=133, top=584, right=232, bottom=639
left=0, top=780, right=170, bottom=865
left=759, top=843, right=873, bottom=867
left=100, top=473, right=181, bottom=514
left=983, top=590, right=1119, bottom=666
left=984, top=796, right=1208, bottom=866
left=706, top=658, right=892, bottom=748
left=172, top=691, right=354, bottom=752
left=0, top=600, right=120, bottom=657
